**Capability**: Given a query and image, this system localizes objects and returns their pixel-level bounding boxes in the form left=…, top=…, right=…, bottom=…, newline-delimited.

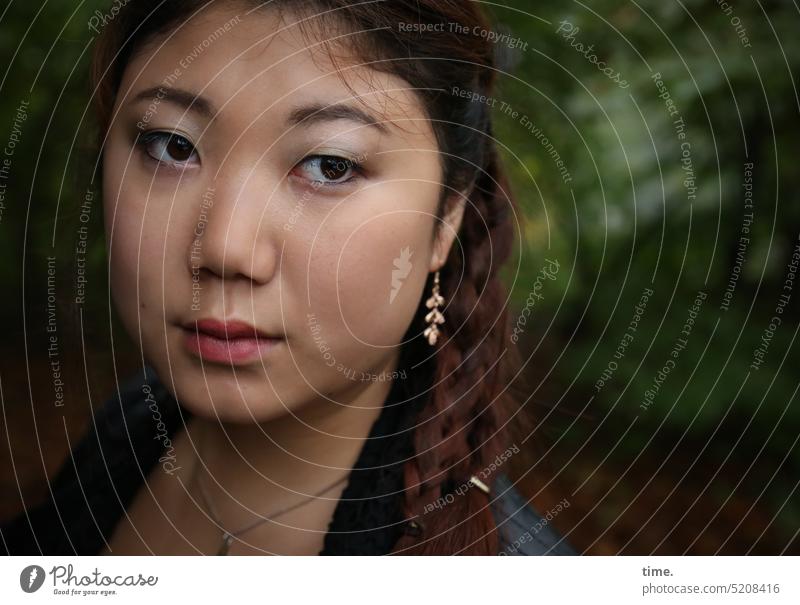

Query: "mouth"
left=181, top=319, right=282, bottom=365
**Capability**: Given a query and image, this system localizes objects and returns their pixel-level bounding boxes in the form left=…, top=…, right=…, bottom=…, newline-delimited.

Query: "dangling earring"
left=423, top=270, right=445, bottom=346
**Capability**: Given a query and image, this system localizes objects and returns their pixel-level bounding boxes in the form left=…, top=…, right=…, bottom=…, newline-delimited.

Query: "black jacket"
left=1, top=366, right=576, bottom=556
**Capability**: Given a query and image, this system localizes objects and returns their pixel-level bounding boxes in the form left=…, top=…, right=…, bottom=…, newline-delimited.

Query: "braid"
left=392, top=144, right=518, bottom=555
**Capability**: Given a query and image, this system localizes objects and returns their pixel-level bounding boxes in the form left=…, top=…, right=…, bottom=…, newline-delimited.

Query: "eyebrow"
left=131, top=86, right=216, bottom=118
left=287, top=102, right=389, bottom=134
left=129, top=86, right=389, bottom=134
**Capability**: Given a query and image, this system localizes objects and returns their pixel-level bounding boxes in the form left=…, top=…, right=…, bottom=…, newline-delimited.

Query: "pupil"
left=321, top=157, right=347, bottom=180
left=167, top=136, right=192, bottom=161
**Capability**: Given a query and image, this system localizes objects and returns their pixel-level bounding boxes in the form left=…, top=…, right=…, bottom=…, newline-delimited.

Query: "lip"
left=181, top=319, right=281, bottom=365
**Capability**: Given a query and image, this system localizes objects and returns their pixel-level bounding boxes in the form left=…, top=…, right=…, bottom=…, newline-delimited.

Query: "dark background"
left=0, top=0, right=797, bottom=554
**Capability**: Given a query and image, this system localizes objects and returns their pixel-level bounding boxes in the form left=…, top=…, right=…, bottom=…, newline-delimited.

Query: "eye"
left=291, top=154, right=362, bottom=186
left=138, top=131, right=199, bottom=167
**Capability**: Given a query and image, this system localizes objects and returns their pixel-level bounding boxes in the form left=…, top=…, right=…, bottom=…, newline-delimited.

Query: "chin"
left=147, top=353, right=290, bottom=424
left=172, top=376, right=290, bottom=424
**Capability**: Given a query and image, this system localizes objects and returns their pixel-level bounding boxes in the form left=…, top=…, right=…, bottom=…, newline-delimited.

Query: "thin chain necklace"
left=190, top=432, right=350, bottom=555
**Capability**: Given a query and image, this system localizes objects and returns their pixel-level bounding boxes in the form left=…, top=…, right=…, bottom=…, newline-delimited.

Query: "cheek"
left=103, top=154, right=185, bottom=320
left=104, top=160, right=144, bottom=321
left=307, top=211, right=433, bottom=347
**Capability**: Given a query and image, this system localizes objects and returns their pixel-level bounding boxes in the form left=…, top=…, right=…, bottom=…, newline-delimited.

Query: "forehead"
left=118, top=5, right=431, bottom=139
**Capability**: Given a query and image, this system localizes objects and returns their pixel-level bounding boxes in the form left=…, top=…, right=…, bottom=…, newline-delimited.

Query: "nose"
left=189, top=172, right=279, bottom=284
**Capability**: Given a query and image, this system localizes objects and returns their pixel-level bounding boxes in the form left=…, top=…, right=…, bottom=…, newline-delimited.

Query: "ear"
left=429, top=193, right=466, bottom=272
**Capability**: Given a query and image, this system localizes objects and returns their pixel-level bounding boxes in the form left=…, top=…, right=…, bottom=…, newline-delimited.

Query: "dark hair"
left=90, top=0, right=523, bottom=555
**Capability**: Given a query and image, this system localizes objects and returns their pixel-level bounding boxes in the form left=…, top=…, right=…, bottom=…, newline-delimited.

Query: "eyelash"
left=136, top=130, right=364, bottom=187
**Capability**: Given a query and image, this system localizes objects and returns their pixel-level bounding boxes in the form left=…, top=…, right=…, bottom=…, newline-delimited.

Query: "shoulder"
left=490, top=473, right=578, bottom=555
left=100, top=366, right=185, bottom=448
left=60, top=365, right=182, bottom=474
left=1, top=366, right=181, bottom=555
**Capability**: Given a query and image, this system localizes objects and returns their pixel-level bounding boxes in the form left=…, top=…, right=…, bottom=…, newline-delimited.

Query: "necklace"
left=190, top=445, right=350, bottom=555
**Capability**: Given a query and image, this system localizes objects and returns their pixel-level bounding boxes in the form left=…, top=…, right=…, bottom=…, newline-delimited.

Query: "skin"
left=100, top=5, right=464, bottom=554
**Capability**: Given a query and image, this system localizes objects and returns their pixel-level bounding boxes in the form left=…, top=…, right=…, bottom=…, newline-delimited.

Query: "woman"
left=2, top=0, right=576, bottom=556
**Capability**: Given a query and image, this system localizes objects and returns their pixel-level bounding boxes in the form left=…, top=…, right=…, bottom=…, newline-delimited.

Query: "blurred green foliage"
left=0, top=1, right=110, bottom=332
left=492, top=0, right=798, bottom=462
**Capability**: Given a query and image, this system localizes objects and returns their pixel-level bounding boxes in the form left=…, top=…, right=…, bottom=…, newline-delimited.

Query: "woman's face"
left=102, top=6, right=463, bottom=422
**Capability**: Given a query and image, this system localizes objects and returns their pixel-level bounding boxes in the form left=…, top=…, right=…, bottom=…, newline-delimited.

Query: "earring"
left=423, top=270, right=445, bottom=346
